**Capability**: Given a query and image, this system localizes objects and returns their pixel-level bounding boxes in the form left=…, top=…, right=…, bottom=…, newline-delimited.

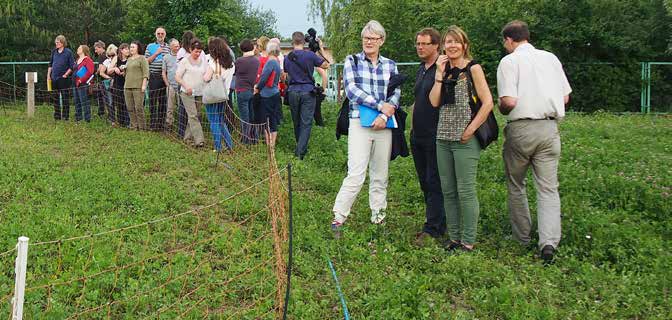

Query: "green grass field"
left=1, top=104, right=670, bottom=319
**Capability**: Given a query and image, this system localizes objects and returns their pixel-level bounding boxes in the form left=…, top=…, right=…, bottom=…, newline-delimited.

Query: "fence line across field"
left=0, top=80, right=276, bottom=156
left=0, top=90, right=293, bottom=318
left=3, top=60, right=669, bottom=113
left=1, top=171, right=290, bottom=319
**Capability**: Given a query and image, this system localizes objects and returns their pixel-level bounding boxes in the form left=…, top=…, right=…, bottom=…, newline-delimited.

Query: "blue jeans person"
left=74, top=85, right=91, bottom=122
left=176, top=95, right=188, bottom=138
left=288, top=91, right=316, bottom=158
left=205, top=102, right=234, bottom=151
left=102, top=80, right=113, bottom=120
left=236, top=90, right=254, bottom=144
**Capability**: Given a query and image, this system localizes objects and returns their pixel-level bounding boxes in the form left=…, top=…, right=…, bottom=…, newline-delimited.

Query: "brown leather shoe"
left=414, top=232, right=433, bottom=247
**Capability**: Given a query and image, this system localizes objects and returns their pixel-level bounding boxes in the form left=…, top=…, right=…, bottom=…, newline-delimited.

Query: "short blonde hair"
left=106, top=44, right=117, bottom=57
left=256, top=36, right=270, bottom=52
left=55, top=35, right=67, bottom=47
left=442, top=25, right=472, bottom=59
left=361, top=20, right=386, bottom=40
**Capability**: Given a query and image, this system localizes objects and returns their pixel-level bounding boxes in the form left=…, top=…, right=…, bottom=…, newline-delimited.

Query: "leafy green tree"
left=0, top=0, right=127, bottom=60
left=666, top=0, right=672, bottom=51
left=120, top=0, right=278, bottom=52
left=0, top=0, right=52, bottom=60
left=311, top=0, right=672, bottom=111
left=0, top=0, right=277, bottom=60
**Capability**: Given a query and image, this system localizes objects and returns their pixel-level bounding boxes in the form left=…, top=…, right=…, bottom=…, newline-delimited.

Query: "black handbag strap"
left=463, top=60, right=480, bottom=112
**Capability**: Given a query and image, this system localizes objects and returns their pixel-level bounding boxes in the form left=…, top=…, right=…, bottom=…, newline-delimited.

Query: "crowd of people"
left=46, top=27, right=329, bottom=153
left=328, top=20, right=570, bottom=264
left=45, top=19, right=571, bottom=262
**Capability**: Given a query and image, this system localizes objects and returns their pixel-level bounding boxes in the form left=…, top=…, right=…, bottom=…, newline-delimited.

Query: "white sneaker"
left=333, top=212, right=347, bottom=224
left=370, top=210, right=386, bottom=224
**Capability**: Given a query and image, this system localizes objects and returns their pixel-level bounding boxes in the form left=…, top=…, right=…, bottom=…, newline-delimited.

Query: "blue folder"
left=358, top=104, right=398, bottom=128
left=75, top=66, right=88, bottom=79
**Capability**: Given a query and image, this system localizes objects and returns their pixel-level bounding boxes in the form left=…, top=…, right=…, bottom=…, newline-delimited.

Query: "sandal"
left=444, top=240, right=461, bottom=252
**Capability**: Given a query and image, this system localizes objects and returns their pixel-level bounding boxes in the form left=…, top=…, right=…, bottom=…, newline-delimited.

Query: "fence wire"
left=0, top=82, right=291, bottom=319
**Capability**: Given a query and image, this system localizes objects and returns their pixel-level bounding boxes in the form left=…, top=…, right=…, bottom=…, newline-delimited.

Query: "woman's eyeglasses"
left=362, top=36, right=382, bottom=43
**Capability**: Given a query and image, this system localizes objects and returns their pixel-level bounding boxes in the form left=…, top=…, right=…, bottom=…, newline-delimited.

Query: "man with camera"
left=284, top=31, right=330, bottom=160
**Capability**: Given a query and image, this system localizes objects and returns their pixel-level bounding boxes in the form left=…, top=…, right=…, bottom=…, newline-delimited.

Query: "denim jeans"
left=205, top=102, right=234, bottom=151
left=102, top=80, right=113, bottom=119
left=176, top=95, right=187, bottom=138
left=74, top=85, right=91, bottom=122
left=288, top=91, right=316, bottom=157
left=236, top=90, right=254, bottom=143
left=111, top=86, right=129, bottom=126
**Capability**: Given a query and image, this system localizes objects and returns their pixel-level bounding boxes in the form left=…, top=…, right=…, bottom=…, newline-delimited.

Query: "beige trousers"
left=124, top=89, right=146, bottom=130
left=332, top=119, right=392, bottom=224
left=179, top=93, right=205, bottom=146
left=503, top=119, right=562, bottom=249
left=166, top=86, right=179, bottom=128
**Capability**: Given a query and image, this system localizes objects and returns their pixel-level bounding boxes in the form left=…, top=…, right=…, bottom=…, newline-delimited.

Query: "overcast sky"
left=248, top=0, right=324, bottom=38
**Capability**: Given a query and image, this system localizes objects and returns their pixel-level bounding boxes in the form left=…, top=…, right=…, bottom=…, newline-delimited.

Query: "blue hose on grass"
left=327, top=256, right=351, bottom=320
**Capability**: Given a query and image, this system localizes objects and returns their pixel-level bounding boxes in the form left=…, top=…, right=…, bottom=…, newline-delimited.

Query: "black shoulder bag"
left=464, top=61, right=499, bottom=149
left=335, top=55, right=358, bottom=140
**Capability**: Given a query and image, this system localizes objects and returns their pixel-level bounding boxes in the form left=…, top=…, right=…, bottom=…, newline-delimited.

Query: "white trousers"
left=332, top=118, right=392, bottom=223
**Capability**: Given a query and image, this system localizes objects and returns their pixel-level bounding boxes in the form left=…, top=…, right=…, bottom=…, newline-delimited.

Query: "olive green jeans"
left=436, top=138, right=481, bottom=245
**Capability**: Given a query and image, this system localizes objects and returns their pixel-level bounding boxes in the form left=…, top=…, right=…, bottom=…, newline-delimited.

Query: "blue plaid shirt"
left=344, top=52, right=401, bottom=118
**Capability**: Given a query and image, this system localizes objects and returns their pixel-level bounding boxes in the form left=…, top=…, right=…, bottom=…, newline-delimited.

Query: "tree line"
left=0, top=0, right=278, bottom=61
left=310, top=0, right=672, bottom=112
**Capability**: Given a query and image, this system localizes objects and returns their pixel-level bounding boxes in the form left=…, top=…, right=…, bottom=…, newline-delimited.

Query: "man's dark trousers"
left=52, top=78, right=72, bottom=120
left=411, top=132, right=446, bottom=237
left=288, top=91, right=316, bottom=158
left=148, top=73, right=167, bottom=130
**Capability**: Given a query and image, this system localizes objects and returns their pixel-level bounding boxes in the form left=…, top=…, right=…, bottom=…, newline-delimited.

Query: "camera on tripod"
left=305, top=28, right=321, bottom=53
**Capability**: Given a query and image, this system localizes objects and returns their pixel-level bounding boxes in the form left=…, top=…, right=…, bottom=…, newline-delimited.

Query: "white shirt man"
left=496, top=20, right=571, bottom=263
left=497, top=44, right=571, bottom=121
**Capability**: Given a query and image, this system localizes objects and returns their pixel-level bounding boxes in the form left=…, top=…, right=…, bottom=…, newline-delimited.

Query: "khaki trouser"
left=179, top=93, right=204, bottom=146
left=166, top=86, right=179, bottom=128
left=332, top=118, right=392, bottom=224
left=124, top=89, right=146, bottom=130
left=503, top=119, right=561, bottom=249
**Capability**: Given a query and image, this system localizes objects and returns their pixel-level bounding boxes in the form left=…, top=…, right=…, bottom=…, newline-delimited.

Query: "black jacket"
left=390, top=108, right=409, bottom=160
